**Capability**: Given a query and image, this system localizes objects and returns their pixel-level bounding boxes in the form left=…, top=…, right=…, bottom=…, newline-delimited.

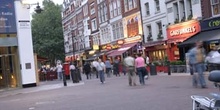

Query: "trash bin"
left=150, top=65, right=157, bottom=75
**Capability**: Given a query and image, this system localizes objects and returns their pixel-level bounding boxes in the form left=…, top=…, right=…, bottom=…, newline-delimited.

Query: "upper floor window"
left=91, top=18, right=97, bottom=31
left=157, top=22, right=163, bottom=38
left=90, top=3, right=95, bottom=15
left=124, top=0, right=137, bottom=12
left=145, top=2, right=150, bottom=16
left=211, top=0, right=220, bottom=16
left=155, top=0, right=160, bottom=12
left=83, top=5, right=88, bottom=16
left=147, top=25, right=152, bottom=35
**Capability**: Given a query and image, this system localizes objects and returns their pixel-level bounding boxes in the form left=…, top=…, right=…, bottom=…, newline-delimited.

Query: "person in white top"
left=92, top=59, right=99, bottom=78
left=146, top=56, right=149, bottom=65
left=97, top=59, right=106, bottom=84
left=56, top=63, right=63, bottom=80
left=124, top=53, right=136, bottom=86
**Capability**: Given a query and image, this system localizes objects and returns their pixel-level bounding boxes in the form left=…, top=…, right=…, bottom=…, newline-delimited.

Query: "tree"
left=32, top=0, right=64, bottom=65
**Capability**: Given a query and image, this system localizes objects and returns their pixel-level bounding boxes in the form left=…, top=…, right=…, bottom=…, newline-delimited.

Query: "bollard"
left=63, top=72, right=67, bottom=86
left=167, top=61, right=171, bottom=75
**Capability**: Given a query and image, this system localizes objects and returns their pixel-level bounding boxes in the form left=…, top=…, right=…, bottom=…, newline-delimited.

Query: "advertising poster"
left=0, top=0, right=17, bottom=34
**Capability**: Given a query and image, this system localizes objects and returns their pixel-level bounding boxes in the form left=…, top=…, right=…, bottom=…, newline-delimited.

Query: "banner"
left=0, top=0, right=17, bottom=34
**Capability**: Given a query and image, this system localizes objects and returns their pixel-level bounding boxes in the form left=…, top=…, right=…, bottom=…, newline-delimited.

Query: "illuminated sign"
left=124, top=35, right=142, bottom=43
left=167, top=20, right=200, bottom=39
left=170, top=26, right=196, bottom=37
left=93, top=45, right=99, bottom=50
left=101, top=44, right=120, bottom=50
left=117, top=40, right=124, bottom=45
left=200, top=17, right=220, bottom=31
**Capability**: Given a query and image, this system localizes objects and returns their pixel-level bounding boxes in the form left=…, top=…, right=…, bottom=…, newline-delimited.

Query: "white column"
left=14, top=1, right=36, bottom=86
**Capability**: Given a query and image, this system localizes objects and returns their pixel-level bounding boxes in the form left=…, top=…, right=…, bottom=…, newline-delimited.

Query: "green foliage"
left=170, top=60, right=186, bottom=65
left=32, top=0, right=64, bottom=65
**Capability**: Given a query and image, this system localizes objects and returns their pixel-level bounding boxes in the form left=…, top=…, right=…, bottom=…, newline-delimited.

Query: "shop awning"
left=144, top=40, right=167, bottom=47
left=108, top=42, right=137, bottom=57
left=167, top=37, right=188, bottom=44
left=178, top=29, right=220, bottom=47
left=85, top=51, right=106, bottom=61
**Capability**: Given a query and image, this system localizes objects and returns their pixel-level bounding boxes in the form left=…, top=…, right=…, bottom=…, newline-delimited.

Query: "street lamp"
left=21, top=0, right=43, bottom=13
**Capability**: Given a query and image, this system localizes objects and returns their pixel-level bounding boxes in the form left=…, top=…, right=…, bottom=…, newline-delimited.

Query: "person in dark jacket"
left=83, top=62, right=91, bottom=79
left=113, top=57, right=120, bottom=77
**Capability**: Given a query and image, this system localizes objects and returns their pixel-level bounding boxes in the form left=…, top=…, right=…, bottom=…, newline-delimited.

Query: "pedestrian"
left=124, top=53, right=136, bottom=86
left=145, top=55, right=149, bottom=66
left=83, top=61, right=91, bottom=79
left=113, top=57, right=120, bottom=77
left=96, top=59, right=106, bottom=84
left=188, top=41, right=207, bottom=88
left=92, top=59, right=99, bottom=78
left=105, top=58, right=112, bottom=77
left=56, top=62, right=63, bottom=80
left=135, top=53, right=148, bottom=85
left=69, top=62, right=77, bottom=83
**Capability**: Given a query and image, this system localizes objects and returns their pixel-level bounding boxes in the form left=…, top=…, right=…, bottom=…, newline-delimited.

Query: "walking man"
left=96, top=59, right=106, bottom=84
left=56, top=61, right=63, bottom=80
left=124, top=53, right=136, bottom=86
left=105, top=58, right=112, bottom=77
left=188, top=41, right=207, bottom=88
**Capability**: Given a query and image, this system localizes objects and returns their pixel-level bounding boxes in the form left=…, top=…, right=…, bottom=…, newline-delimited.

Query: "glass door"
left=0, top=54, right=17, bottom=89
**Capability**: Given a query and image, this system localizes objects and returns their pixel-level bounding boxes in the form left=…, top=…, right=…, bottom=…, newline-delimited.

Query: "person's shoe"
left=133, top=83, right=136, bottom=86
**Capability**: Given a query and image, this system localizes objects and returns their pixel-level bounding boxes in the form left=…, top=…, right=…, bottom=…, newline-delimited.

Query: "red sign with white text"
left=166, top=20, right=201, bottom=39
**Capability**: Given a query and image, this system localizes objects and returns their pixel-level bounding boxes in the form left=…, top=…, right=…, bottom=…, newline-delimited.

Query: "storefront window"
left=149, top=50, right=166, bottom=62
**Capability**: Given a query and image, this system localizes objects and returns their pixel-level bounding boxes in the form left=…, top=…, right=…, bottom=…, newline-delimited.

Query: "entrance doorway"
left=0, top=54, right=18, bottom=89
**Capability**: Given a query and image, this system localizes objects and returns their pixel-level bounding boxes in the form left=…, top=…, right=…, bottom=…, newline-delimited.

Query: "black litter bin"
left=150, top=65, right=157, bottom=75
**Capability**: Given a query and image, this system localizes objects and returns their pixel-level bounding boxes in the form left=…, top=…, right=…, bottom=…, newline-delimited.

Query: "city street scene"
left=0, top=0, right=220, bottom=110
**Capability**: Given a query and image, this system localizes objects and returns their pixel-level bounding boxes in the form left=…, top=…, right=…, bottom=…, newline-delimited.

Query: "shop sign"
left=0, top=0, right=17, bottom=34
left=124, top=35, right=142, bottom=43
left=117, top=40, right=124, bottom=45
left=167, top=20, right=200, bottom=39
left=93, top=45, right=99, bottom=50
left=102, top=44, right=120, bottom=50
left=200, top=16, right=220, bottom=31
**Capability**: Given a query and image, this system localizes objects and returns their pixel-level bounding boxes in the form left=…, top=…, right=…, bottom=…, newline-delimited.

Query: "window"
left=117, top=0, right=121, bottom=14
left=147, top=25, right=152, bottom=36
left=83, top=5, right=88, bottom=16
left=90, top=3, right=95, bottom=15
left=112, top=22, right=123, bottom=40
left=145, top=3, right=150, bottom=16
left=124, top=0, right=128, bottom=12
left=124, top=0, right=137, bottom=12
left=155, top=0, right=160, bottom=12
left=211, top=0, right=220, bottom=16
left=109, top=2, right=113, bottom=18
left=91, top=19, right=97, bottom=31
left=157, top=22, right=162, bottom=37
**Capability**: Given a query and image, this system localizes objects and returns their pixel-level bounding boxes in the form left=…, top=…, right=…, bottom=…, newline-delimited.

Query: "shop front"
left=166, top=20, right=201, bottom=61
left=144, top=40, right=167, bottom=62
left=107, top=35, right=142, bottom=59
left=179, top=16, right=220, bottom=58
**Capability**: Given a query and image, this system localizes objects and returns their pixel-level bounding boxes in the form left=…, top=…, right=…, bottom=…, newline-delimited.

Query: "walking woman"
left=135, top=53, right=147, bottom=85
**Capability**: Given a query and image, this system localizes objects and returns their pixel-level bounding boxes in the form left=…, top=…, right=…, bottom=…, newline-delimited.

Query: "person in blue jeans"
left=96, top=59, right=106, bottom=84
left=188, top=41, right=207, bottom=88
left=135, top=53, right=147, bottom=85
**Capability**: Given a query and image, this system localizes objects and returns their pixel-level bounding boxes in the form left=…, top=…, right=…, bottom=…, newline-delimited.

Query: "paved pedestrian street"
left=0, top=73, right=218, bottom=110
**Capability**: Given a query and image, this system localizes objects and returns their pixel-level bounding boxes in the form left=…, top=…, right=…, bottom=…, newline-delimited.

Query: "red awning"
left=144, top=40, right=167, bottom=47
left=108, top=42, right=137, bottom=57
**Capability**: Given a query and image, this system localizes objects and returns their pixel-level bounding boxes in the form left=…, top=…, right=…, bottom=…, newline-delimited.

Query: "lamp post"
left=21, top=0, right=43, bottom=13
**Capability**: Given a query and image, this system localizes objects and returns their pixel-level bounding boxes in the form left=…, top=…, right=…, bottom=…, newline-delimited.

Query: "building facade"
left=141, top=0, right=168, bottom=62
left=0, top=0, right=37, bottom=89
